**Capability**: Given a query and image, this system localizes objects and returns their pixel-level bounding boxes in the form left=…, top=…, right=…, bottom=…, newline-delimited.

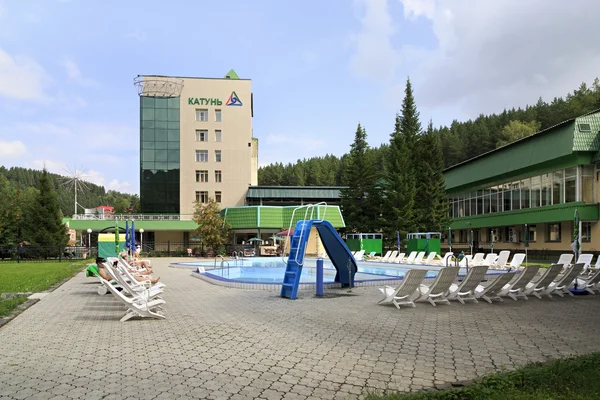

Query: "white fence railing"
left=71, top=214, right=195, bottom=221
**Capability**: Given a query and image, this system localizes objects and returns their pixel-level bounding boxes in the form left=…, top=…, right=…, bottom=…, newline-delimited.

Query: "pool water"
left=175, top=257, right=446, bottom=284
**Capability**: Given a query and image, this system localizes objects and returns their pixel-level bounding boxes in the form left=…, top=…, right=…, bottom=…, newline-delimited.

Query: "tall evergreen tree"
left=383, top=84, right=418, bottom=246
left=340, top=124, right=380, bottom=232
left=22, top=169, right=68, bottom=246
left=415, top=121, right=449, bottom=232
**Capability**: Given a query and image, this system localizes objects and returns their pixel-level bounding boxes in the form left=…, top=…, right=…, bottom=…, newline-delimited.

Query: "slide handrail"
left=281, top=202, right=328, bottom=266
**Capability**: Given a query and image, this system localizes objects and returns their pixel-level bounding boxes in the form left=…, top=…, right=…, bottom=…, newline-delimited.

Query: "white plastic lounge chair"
left=492, top=251, right=511, bottom=269
left=546, top=263, right=585, bottom=297
left=523, top=264, right=563, bottom=299
left=574, top=254, right=594, bottom=273
left=447, top=265, right=489, bottom=304
left=416, top=266, right=460, bottom=306
left=556, top=253, right=574, bottom=268
left=393, top=252, right=406, bottom=263
left=470, top=253, right=485, bottom=266
left=378, top=269, right=429, bottom=309
left=104, top=262, right=164, bottom=300
left=482, top=253, right=498, bottom=267
left=412, top=252, right=426, bottom=264
left=99, top=277, right=166, bottom=322
left=497, top=265, right=540, bottom=300
left=433, top=252, right=454, bottom=266
left=577, top=268, right=600, bottom=294
left=116, top=262, right=166, bottom=290
left=474, top=272, right=516, bottom=303
left=379, top=250, right=392, bottom=262
left=459, top=255, right=473, bottom=267
left=421, top=252, right=437, bottom=265
left=385, top=250, right=398, bottom=263
left=507, top=253, right=526, bottom=271
left=353, top=250, right=365, bottom=260
left=404, top=251, right=418, bottom=264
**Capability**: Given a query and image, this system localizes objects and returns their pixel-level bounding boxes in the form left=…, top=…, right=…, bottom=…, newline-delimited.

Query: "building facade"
left=444, top=110, right=600, bottom=256
left=136, top=69, right=258, bottom=217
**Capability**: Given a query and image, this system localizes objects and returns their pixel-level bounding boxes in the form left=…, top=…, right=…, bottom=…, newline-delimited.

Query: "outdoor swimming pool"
left=174, top=257, right=453, bottom=285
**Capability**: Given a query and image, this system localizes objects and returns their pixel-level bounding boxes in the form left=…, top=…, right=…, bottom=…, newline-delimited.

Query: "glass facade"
left=140, top=96, right=181, bottom=213
left=448, top=166, right=595, bottom=218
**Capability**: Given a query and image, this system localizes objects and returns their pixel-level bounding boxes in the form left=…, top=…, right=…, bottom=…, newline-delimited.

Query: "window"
left=215, top=150, right=222, bottom=162
left=195, top=191, right=208, bottom=203
left=195, top=150, right=208, bottom=162
left=526, top=224, right=537, bottom=242
left=196, top=170, right=208, bottom=183
left=547, top=223, right=561, bottom=242
left=195, top=109, right=208, bottom=122
left=215, top=170, right=222, bottom=183
left=582, top=222, right=592, bottom=242
left=541, top=174, right=551, bottom=206
left=552, top=170, right=564, bottom=205
left=215, top=109, right=222, bottom=122
left=582, top=165, right=595, bottom=203
left=195, top=130, right=208, bottom=142
left=565, top=166, right=577, bottom=203
left=215, top=130, right=222, bottom=142
left=215, top=191, right=222, bottom=203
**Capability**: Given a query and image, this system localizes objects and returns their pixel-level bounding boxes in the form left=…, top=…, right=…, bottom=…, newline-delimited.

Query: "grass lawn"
left=366, top=352, right=600, bottom=400
left=0, top=260, right=88, bottom=317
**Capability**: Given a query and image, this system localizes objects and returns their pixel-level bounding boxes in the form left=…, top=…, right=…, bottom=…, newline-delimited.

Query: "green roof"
left=222, top=205, right=346, bottom=229
left=246, top=186, right=347, bottom=200
left=444, top=110, right=600, bottom=193
left=64, top=219, right=198, bottom=231
left=224, top=69, right=240, bottom=79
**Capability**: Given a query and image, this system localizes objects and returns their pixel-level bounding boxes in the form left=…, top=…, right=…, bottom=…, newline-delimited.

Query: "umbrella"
left=448, top=227, right=452, bottom=252
left=276, top=229, right=294, bottom=237
left=131, top=220, right=136, bottom=253
left=572, top=209, right=580, bottom=261
left=114, top=219, right=120, bottom=256
left=269, top=235, right=285, bottom=242
left=396, top=232, right=401, bottom=252
left=125, top=220, right=130, bottom=251
left=469, top=230, right=474, bottom=256
left=524, top=224, right=529, bottom=266
left=247, top=237, right=263, bottom=242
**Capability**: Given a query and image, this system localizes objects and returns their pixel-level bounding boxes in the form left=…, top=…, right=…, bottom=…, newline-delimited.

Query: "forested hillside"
left=0, top=166, right=139, bottom=217
left=259, top=79, right=600, bottom=185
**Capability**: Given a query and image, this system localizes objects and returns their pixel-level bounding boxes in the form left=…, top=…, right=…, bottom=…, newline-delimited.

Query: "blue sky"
left=0, top=0, right=598, bottom=194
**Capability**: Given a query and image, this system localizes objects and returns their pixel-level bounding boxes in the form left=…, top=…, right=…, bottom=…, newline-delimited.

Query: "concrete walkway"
left=1, top=259, right=600, bottom=399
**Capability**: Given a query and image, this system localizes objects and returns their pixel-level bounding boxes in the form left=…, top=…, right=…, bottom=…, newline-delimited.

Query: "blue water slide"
left=280, top=219, right=357, bottom=300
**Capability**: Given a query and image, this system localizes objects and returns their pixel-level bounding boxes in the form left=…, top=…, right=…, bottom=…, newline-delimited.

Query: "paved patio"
left=1, top=259, right=600, bottom=400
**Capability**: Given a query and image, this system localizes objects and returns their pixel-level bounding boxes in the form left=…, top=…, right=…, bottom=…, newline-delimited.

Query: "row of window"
left=196, top=191, right=221, bottom=203
left=196, top=170, right=222, bottom=183
left=196, top=109, right=221, bottom=122
left=196, top=150, right=221, bottom=162
left=449, top=222, right=592, bottom=244
left=448, top=166, right=595, bottom=218
left=196, top=129, right=222, bottom=142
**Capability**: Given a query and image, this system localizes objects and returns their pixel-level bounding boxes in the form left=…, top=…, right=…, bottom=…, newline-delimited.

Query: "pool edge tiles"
left=190, top=270, right=406, bottom=291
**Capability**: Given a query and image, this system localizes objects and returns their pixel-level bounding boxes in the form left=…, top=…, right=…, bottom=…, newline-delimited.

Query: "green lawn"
left=0, top=261, right=87, bottom=317
left=366, top=352, right=600, bottom=400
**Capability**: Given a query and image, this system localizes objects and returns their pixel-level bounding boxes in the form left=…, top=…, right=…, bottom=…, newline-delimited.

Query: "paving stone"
left=0, top=259, right=600, bottom=400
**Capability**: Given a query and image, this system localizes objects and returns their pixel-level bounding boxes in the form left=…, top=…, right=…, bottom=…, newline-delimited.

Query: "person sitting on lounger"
left=95, top=258, right=160, bottom=285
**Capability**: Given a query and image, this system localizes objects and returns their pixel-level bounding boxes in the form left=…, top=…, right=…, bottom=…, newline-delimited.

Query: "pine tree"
left=416, top=121, right=449, bottom=232
left=340, top=124, right=380, bottom=232
left=383, top=110, right=416, bottom=246
left=22, top=168, right=68, bottom=247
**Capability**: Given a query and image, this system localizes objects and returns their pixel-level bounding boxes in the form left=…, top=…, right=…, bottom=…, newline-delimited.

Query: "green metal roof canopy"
left=221, top=205, right=346, bottom=229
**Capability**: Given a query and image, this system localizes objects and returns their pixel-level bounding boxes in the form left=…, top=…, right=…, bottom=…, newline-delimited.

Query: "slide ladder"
left=280, top=204, right=357, bottom=300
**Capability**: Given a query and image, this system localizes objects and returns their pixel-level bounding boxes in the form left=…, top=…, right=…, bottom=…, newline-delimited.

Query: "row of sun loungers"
left=92, top=256, right=167, bottom=322
left=378, top=263, right=600, bottom=309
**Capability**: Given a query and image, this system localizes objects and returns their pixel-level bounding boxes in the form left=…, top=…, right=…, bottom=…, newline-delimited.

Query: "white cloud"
left=349, top=0, right=398, bottom=83
left=0, top=47, right=48, bottom=100
left=124, top=29, right=147, bottom=42
left=15, top=122, right=71, bottom=136
left=0, top=140, right=26, bottom=157
left=107, top=179, right=133, bottom=193
left=30, top=159, right=67, bottom=173
left=396, top=0, right=600, bottom=117
left=61, top=59, right=99, bottom=87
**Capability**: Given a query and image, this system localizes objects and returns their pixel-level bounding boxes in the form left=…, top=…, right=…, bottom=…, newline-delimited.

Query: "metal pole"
left=316, top=258, right=324, bottom=297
